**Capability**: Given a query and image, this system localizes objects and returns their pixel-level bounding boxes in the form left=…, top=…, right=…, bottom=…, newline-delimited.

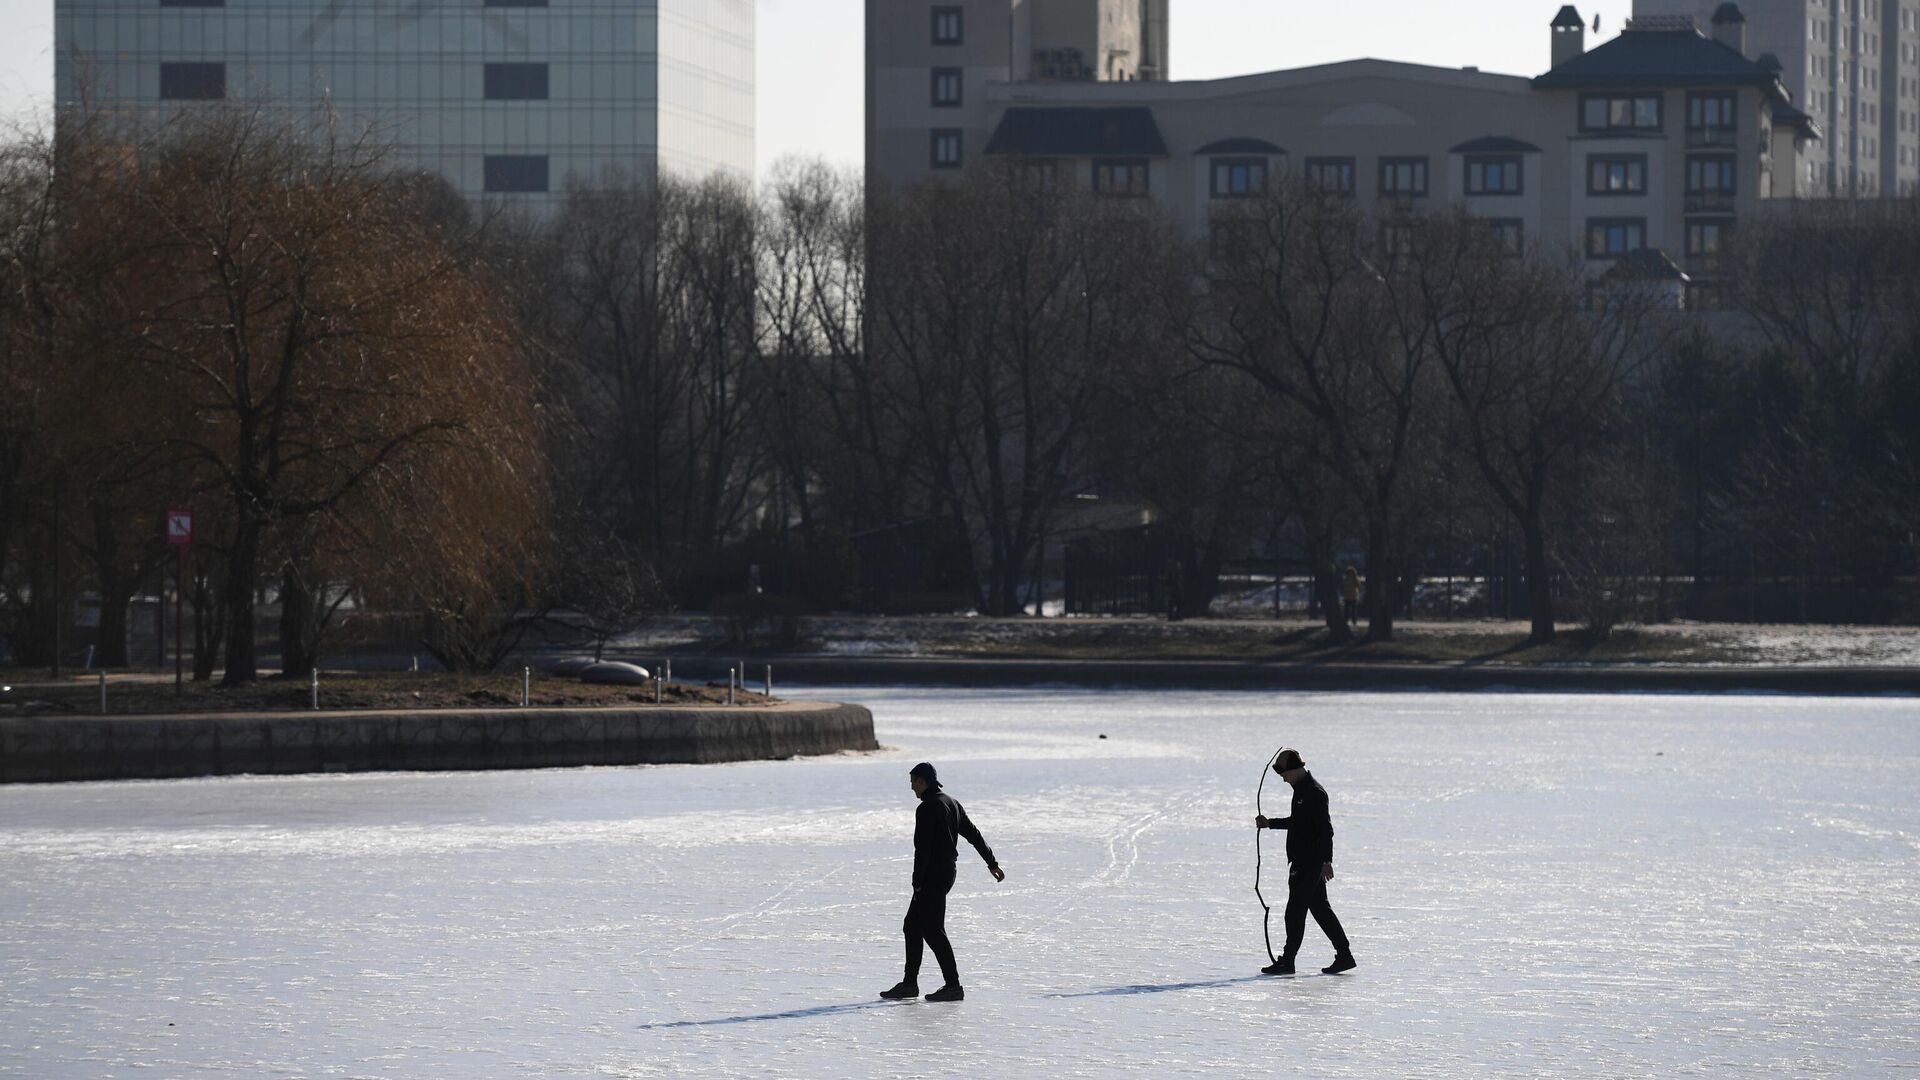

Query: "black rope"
left=1254, top=745, right=1284, bottom=964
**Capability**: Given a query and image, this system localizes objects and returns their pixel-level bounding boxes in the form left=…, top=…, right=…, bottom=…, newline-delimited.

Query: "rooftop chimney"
left=1551, top=6, right=1586, bottom=69
left=1711, top=2, right=1747, bottom=55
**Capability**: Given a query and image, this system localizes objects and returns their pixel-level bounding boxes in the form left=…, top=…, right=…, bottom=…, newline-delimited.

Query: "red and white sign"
left=165, top=509, right=194, bottom=546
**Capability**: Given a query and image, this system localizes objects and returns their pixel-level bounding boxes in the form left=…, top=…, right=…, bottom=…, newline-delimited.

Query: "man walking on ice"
left=1255, top=748, right=1356, bottom=975
left=881, top=762, right=1004, bottom=1002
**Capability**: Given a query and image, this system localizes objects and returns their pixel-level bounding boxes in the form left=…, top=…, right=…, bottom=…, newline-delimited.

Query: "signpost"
left=165, top=509, right=193, bottom=695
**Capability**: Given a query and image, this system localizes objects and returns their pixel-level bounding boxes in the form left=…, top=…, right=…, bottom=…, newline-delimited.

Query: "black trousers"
left=903, top=873, right=959, bottom=986
left=1282, top=862, right=1351, bottom=962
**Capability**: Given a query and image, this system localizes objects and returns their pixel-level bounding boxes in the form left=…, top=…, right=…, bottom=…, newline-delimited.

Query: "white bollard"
left=654, top=674, right=662, bottom=705
left=728, top=666, right=736, bottom=706
left=522, top=666, right=530, bottom=707
left=765, top=665, right=773, bottom=699
left=310, top=668, right=319, bottom=710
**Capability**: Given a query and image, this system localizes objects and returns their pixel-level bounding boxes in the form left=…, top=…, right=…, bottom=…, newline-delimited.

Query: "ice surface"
left=3, top=688, right=1918, bottom=1078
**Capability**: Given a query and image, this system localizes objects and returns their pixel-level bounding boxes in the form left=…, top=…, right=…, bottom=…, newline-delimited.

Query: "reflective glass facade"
left=54, top=0, right=754, bottom=210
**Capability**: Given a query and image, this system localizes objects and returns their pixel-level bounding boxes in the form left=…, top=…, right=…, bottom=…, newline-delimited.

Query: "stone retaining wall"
left=0, top=702, right=877, bottom=784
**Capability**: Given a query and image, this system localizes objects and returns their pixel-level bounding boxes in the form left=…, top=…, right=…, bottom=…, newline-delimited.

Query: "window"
left=1013, top=158, right=1058, bottom=188
left=1465, top=154, right=1523, bottom=194
left=931, top=129, right=962, bottom=169
left=484, top=0, right=547, bottom=6
left=1210, top=158, right=1267, bottom=198
left=1379, top=221, right=1415, bottom=259
left=1093, top=158, right=1150, bottom=196
left=1585, top=217, right=1646, bottom=258
left=1587, top=154, right=1647, bottom=194
left=159, top=62, right=224, bottom=100
left=159, top=0, right=223, bottom=7
left=483, top=155, right=549, bottom=193
left=1303, top=157, right=1355, bottom=194
left=1685, top=282, right=1726, bottom=310
left=1580, top=93, right=1663, bottom=131
left=1378, top=156, right=1428, bottom=197
left=1686, top=218, right=1733, bottom=262
left=1484, top=218, right=1525, bottom=256
left=483, top=63, right=548, bottom=100
left=1209, top=219, right=1254, bottom=262
left=1686, top=155, right=1737, bottom=194
left=932, top=6, right=963, bottom=45
left=1687, top=91, right=1738, bottom=136
left=931, top=68, right=962, bottom=107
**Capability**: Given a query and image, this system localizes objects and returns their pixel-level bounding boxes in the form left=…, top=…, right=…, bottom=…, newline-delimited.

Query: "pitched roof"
left=1194, top=136, right=1285, bottom=155
left=983, top=107, right=1169, bottom=157
left=1532, top=25, right=1786, bottom=95
left=1604, top=247, right=1689, bottom=281
left=1551, top=4, right=1585, bottom=28
left=1450, top=135, right=1544, bottom=153
left=1771, top=101, right=1824, bottom=139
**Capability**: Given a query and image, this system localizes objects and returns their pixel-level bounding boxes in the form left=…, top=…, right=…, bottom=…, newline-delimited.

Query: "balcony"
left=1685, top=126, right=1739, bottom=148
left=1684, top=192, right=1736, bottom=213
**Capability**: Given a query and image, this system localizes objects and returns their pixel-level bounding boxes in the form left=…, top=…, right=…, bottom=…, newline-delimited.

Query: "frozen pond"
left=3, top=688, right=1918, bottom=1077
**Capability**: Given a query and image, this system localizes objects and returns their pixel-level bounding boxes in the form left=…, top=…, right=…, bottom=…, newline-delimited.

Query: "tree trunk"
left=279, top=562, right=315, bottom=679
left=192, top=567, right=224, bottom=682
left=1306, top=528, right=1351, bottom=644
left=1523, top=516, right=1555, bottom=644
left=1364, top=520, right=1396, bottom=642
left=91, top=510, right=131, bottom=668
left=221, top=519, right=262, bottom=686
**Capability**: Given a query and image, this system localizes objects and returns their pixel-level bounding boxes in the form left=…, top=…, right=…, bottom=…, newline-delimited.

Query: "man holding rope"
left=1255, top=748, right=1356, bottom=976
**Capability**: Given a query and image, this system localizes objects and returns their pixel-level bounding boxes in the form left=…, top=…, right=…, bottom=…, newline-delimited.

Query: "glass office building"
left=54, top=0, right=754, bottom=208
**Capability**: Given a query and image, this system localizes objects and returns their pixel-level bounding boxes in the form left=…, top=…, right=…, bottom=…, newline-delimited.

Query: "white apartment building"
left=868, top=1, right=1827, bottom=303
left=55, top=0, right=755, bottom=209
left=1633, top=0, right=1919, bottom=195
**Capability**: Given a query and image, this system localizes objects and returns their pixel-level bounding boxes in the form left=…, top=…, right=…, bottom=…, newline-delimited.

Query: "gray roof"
left=1711, top=2, right=1746, bottom=24
left=1194, top=136, right=1285, bottom=155
left=1533, top=26, right=1785, bottom=94
left=1450, top=135, right=1544, bottom=153
left=1604, top=247, right=1689, bottom=281
left=1771, top=101, right=1824, bottom=140
left=983, top=107, right=1169, bottom=157
left=1551, top=5, right=1585, bottom=28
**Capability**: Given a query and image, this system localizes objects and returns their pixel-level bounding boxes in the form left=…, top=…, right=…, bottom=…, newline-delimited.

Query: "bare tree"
left=1397, top=211, right=1661, bottom=643
left=867, top=169, right=1184, bottom=615
left=1191, top=177, right=1441, bottom=641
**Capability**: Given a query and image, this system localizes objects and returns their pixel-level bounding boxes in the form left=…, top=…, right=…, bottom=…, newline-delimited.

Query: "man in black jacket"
left=881, top=761, right=1004, bottom=1003
left=1255, top=748, right=1356, bottom=975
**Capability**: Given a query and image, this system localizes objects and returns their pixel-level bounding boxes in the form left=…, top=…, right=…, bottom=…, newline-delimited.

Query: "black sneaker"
left=925, top=984, right=965, bottom=1002
left=1261, top=958, right=1295, bottom=975
left=1321, top=954, right=1356, bottom=975
left=879, top=981, right=920, bottom=1000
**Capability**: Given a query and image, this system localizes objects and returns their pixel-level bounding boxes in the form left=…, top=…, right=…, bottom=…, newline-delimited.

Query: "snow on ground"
left=3, top=688, right=1919, bottom=1078
left=611, top=613, right=1920, bottom=667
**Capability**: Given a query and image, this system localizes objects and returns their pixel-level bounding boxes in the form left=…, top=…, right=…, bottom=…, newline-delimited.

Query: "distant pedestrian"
left=881, top=762, right=1004, bottom=1003
left=1340, top=565, right=1362, bottom=626
left=1254, top=749, right=1355, bottom=975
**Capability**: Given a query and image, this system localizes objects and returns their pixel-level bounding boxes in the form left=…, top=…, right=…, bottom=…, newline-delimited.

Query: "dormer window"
left=1580, top=93, right=1663, bottom=132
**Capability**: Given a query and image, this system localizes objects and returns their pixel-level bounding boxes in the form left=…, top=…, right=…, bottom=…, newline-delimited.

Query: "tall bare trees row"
left=8, top=111, right=1917, bottom=674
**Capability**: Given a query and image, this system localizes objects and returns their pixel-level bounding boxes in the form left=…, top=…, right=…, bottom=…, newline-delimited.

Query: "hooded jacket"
left=1265, top=771, right=1335, bottom=866
left=914, top=786, right=997, bottom=888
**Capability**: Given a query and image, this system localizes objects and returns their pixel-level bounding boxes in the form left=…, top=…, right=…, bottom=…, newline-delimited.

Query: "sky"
left=0, top=0, right=1634, bottom=175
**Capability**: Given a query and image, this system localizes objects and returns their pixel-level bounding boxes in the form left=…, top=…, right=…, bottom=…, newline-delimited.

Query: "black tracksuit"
left=904, top=786, right=997, bottom=987
left=1263, top=771, right=1351, bottom=962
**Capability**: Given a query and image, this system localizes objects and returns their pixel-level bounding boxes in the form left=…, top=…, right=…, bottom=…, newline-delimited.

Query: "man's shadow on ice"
left=638, top=1000, right=902, bottom=1029
left=1048, top=973, right=1317, bottom=998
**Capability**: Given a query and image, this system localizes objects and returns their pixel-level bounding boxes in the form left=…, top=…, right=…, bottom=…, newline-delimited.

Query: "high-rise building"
left=54, top=0, right=755, bottom=209
left=1633, top=0, right=1919, bottom=195
left=866, top=0, right=1168, bottom=189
